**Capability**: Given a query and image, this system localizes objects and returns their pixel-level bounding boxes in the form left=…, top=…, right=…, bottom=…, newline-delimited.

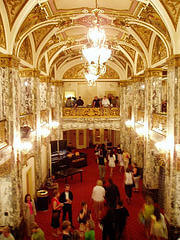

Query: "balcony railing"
left=63, top=107, right=120, bottom=118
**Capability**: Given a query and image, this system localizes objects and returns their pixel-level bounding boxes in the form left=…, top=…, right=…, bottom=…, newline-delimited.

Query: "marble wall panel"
left=0, top=67, right=9, bottom=120
left=40, top=82, right=47, bottom=110
left=20, top=77, right=34, bottom=115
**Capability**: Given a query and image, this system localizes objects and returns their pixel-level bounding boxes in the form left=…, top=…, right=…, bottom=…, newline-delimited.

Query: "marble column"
left=164, top=55, right=180, bottom=231
left=0, top=54, right=22, bottom=227
left=143, top=68, right=163, bottom=189
left=20, top=69, right=42, bottom=189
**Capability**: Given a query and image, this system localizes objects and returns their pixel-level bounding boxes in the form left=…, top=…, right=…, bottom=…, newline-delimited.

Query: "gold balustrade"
left=63, top=107, right=120, bottom=118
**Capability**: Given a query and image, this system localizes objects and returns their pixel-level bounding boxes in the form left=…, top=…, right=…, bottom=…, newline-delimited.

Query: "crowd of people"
left=0, top=143, right=168, bottom=240
left=65, top=96, right=119, bottom=108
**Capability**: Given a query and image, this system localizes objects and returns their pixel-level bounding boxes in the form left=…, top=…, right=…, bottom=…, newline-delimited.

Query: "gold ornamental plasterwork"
left=63, top=107, right=120, bottom=118
left=121, top=45, right=136, bottom=61
left=63, top=64, right=119, bottom=79
left=19, top=36, right=33, bottom=65
left=33, top=25, right=54, bottom=50
left=133, top=75, right=144, bottom=83
left=40, top=110, right=49, bottom=123
left=0, top=54, right=20, bottom=68
left=3, top=0, right=28, bottom=29
left=145, top=68, right=163, bottom=78
left=139, top=4, right=170, bottom=41
left=39, top=56, right=46, bottom=73
left=160, top=0, right=180, bottom=29
left=127, top=66, right=132, bottom=78
left=47, top=46, right=62, bottom=61
left=137, top=54, right=144, bottom=73
left=19, top=68, right=40, bottom=78
left=167, top=54, right=180, bottom=67
left=40, top=35, right=59, bottom=55
left=40, top=75, right=51, bottom=83
left=0, top=159, right=11, bottom=177
left=0, top=14, right=6, bottom=49
left=0, top=120, right=7, bottom=149
left=15, top=5, right=47, bottom=43
left=51, top=80, right=64, bottom=86
left=152, top=36, right=167, bottom=65
left=131, top=25, right=152, bottom=49
left=20, top=114, right=34, bottom=129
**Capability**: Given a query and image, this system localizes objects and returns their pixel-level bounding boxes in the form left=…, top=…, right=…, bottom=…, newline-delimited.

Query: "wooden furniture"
left=54, top=168, right=83, bottom=183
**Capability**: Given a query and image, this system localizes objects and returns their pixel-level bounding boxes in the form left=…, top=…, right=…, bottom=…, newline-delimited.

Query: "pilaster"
left=164, top=55, right=180, bottom=230
left=143, top=68, right=163, bottom=189
left=0, top=54, right=22, bottom=227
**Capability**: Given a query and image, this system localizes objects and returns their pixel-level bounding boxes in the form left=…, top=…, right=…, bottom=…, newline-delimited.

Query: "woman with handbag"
left=24, top=194, right=36, bottom=238
left=51, top=189, right=64, bottom=237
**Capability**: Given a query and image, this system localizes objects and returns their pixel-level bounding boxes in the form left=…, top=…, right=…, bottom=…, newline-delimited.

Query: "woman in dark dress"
left=51, top=189, right=63, bottom=237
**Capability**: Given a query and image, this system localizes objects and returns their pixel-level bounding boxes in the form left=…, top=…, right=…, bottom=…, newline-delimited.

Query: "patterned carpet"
left=34, top=148, right=147, bottom=240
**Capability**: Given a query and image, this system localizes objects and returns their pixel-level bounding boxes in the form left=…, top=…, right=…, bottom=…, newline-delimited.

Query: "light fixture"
left=155, top=140, right=170, bottom=153
left=82, top=7, right=111, bottom=85
left=125, top=120, right=134, bottom=128
left=136, top=127, right=145, bottom=136
left=50, top=121, right=59, bottom=128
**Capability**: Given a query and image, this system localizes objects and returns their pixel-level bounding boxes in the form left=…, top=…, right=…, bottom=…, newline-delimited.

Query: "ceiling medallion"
left=82, top=8, right=111, bottom=86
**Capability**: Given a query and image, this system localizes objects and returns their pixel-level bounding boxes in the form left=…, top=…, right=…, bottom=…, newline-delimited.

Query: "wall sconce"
left=50, top=121, right=59, bottom=128
left=125, top=120, right=134, bottom=128
left=155, top=140, right=170, bottom=153
left=136, top=127, right=145, bottom=136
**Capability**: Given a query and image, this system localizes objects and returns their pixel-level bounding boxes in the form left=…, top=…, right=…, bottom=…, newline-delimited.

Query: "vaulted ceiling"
left=0, top=0, right=179, bottom=80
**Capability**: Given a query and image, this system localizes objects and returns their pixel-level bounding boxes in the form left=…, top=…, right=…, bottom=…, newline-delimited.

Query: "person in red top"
left=51, top=189, right=64, bottom=237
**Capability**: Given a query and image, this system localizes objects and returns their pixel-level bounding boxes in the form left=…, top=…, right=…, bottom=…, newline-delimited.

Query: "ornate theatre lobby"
left=0, top=0, right=180, bottom=239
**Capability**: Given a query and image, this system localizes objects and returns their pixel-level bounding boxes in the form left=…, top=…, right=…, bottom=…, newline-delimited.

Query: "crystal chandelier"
left=82, top=9, right=111, bottom=85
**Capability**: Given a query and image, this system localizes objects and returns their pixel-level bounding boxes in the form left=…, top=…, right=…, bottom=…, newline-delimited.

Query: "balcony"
left=63, top=107, right=120, bottom=118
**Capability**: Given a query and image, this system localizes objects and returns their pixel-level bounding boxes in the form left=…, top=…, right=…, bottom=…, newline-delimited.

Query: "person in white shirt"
left=124, top=168, right=133, bottom=204
left=102, top=96, right=110, bottom=107
left=91, top=180, right=105, bottom=219
left=108, top=151, right=116, bottom=177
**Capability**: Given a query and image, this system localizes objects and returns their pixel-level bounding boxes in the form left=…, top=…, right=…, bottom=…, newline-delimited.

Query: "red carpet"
left=35, top=149, right=147, bottom=240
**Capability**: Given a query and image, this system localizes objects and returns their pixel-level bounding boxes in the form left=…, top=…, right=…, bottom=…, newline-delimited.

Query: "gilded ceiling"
left=0, top=0, right=179, bottom=80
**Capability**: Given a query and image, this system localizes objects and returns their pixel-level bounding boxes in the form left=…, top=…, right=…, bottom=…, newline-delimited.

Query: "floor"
left=35, top=149, right=147, bottom=240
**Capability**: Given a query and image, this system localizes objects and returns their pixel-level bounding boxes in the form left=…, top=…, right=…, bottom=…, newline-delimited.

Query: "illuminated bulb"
left=136, top=127, right=145, bottom=136
left=155, top=140, right=170, bottom=153
left=24, top=81, right=28, bottom=86
left=125, top=120, right=134, bottom=128
left=20, top=141, right=33, bottom=151
left=50, top=121, right=59, bottom=128
left=40, top=127, right=50, bottom=137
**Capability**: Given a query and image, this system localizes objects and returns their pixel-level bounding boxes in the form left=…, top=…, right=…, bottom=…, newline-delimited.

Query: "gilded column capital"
left=40, top=75, right=51, bottom=83
left=51, top=80, right=64, bottom=87
left=167, top=54, right=180, bottom=67
left=119, top=80, right=133, bottom=86
left=132, top=75, right=145, bottom=82
left=145, top=68, right=163, bottom=78
left=19, top=68, right=40, bottom=78
left=0, top=54, right=20, bottom=68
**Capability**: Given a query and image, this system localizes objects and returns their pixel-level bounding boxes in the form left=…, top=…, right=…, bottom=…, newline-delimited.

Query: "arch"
left=0, top=1, right=10, bottom=53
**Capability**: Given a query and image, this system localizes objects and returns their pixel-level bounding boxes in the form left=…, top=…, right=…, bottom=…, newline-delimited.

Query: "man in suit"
left=60, top=184, right=73, bottom=226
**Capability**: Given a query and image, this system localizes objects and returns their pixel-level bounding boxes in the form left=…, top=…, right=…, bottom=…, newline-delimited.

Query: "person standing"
left=75, top=96, right=84, bottom=108
left=97, top=149, right=106, bottom=180
left=91, top=180, right=105, bottom=219
left=60, top=184, right=74, bottom=226
left=123, top=150, right=130, bottom=170
left=100, top=207, right=115, bottom=240
left=114, top=201, right=129, bottom=239
left=102, top=96, right=110, bottom=107
left=24, top=194, right=36, bottom=238
left=124, top=168, right=134, bottom=203
left=105, top=178, right=120, bottom=209
left=51, top=189, right=63, bottom=237
left=132, top=163, right=141, bottom=192
left=108, top=151, right=116, bottom=177
left=117, top=147, right=124, bottom=173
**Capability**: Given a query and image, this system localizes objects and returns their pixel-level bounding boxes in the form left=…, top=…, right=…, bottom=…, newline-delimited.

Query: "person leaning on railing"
left=92, top=96, right=101, bottom=108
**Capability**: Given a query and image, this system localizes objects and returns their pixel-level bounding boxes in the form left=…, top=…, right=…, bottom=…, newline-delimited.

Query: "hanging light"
left=82, top=8, right=111, bottom=85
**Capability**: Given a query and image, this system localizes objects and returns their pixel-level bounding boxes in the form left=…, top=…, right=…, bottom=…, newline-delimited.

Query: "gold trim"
left=40, top=75, right=51, bottom=83
left=132, top=75, right=145, bottom=82
left=167, top=54, right=180, bottom=67
left=19, top=68, right=40, bottom=78
left=0, top=54, right=20, bottom=68
left=145, top=68, right=163, bottom=78
left=0, top=159, right=11, bottom=177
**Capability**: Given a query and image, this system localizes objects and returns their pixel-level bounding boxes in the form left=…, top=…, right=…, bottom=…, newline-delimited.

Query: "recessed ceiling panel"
left=54, top=0, right=96, bottom=9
